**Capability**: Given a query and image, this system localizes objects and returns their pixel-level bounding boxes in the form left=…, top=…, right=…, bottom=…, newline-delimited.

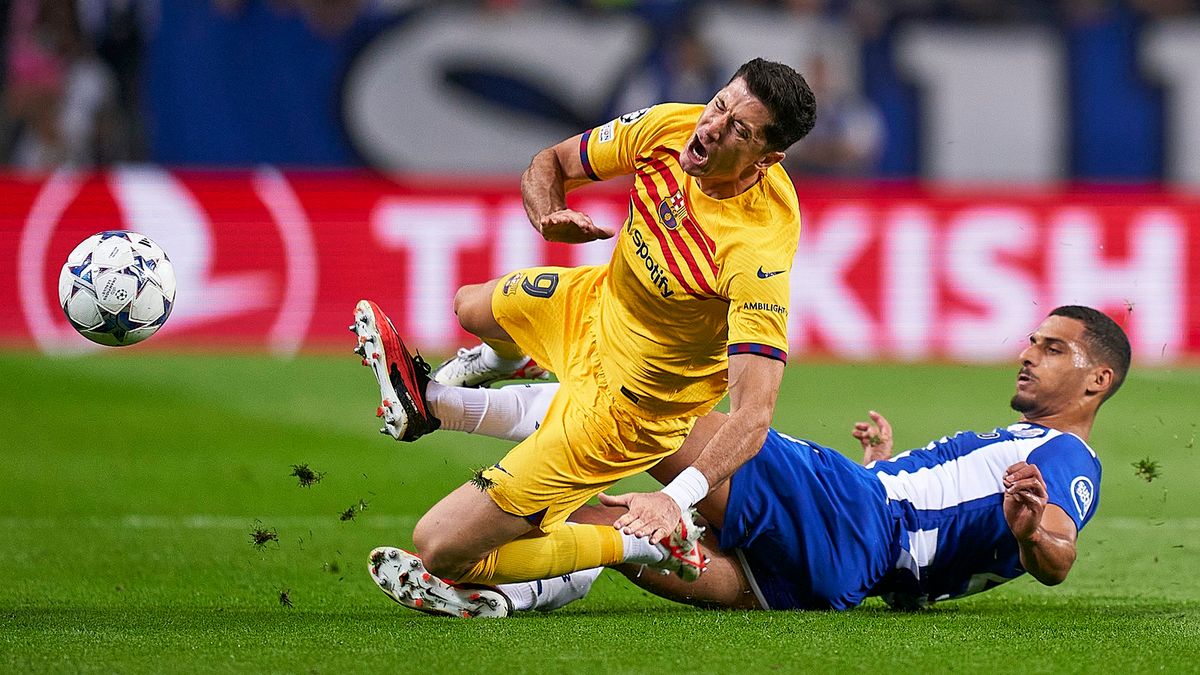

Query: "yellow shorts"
left=481, top=265, right=695, bottom=530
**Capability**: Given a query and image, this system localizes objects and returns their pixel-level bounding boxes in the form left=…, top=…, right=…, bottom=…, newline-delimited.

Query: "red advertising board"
left=2, top=170, right=1197, bottom=362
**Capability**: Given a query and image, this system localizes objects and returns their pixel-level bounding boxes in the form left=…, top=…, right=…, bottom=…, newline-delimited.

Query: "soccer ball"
left=57, top=231, right=177, bottom=347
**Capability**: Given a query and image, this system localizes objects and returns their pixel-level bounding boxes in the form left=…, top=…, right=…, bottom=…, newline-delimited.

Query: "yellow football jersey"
left=579, top=103, right=801, bottom=419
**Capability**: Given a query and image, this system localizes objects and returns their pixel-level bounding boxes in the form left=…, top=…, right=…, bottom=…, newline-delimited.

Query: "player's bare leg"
left=413, top=480, right=701, bottom=584
left=615, top=545, right=759, bottom=609
left=438, top=280, right=544, bottom=386
left=450, top=280, right=515, bottom=344
left=412, top=484, right=536, bottom=579
left=568, top=504, right=759, bottom=610
left=494, top=505, right=758, bottom=613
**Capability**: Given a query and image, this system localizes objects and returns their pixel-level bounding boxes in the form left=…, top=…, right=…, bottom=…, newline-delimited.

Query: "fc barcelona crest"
left=657, top=189, right=687, bottom=230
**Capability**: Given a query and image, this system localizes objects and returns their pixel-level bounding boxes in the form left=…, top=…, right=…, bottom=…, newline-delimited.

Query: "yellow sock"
left=456, top=523, right=623, bottom=584
left=483, top=338, right=527, bottom=362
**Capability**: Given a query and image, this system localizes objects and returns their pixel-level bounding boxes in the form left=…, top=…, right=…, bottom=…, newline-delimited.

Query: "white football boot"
left=648, top=508, right=708, bottom=582
left=368, top=547, right=511, bottom=618
left=431, top=344, right=549, bottom=388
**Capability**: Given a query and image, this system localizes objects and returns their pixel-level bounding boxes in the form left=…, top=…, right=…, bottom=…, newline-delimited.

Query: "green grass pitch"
left=1, top=351, right=1197, bottom=673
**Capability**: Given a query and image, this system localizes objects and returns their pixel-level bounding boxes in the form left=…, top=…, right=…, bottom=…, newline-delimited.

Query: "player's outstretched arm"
left=1003, top=461, right=1078, bottom=585
left=521, top=136, right=615, bottom=243
left=608, top=353, right=784, bottom=542
left=852, top=410, right=894, bottom=465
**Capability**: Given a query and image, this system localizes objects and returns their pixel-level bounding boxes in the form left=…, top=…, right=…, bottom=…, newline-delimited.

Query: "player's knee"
left=450, top=285, right=472, bottom=326
left=412, top=518, right=464, bottom=577
left=453, top=282, right=508, bottom=340
left=450, top=284, right=471, bottom=317
left=411, top=513, right=446, bottom=556
left=452, top=284, right=489, bottom=333
left=417, top=546, right=458, bottom=579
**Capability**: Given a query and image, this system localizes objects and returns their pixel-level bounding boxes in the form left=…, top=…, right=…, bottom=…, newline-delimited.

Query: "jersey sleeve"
left=1026, top=435, right=1102, bottom=533
left=724, top=170, right=801, bottom=362
left=581, top=104, right=694, bottom=182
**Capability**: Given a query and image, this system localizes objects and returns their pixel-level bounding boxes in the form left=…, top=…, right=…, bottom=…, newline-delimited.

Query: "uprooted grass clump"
left=249, top=522, right=280, bottom=550
left=339, top=499, right=370, bottom=522
left=469, top=466, right=496, bottom=491
left=290, top=463, right=326, bottom=488
left=1132, top=457, right=1161, bottom=483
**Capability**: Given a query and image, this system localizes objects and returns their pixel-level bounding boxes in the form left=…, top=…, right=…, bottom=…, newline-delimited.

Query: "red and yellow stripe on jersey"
left=579, top=103, right=801, bottom=419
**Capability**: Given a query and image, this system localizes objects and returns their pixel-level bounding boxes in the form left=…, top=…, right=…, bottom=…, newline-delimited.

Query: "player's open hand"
left=537, top=209, right=615, bottom=243
left=599, top=491, right=681, bottom=543
left=1003, top=461, right=1048, bottom=542
left=853, top=410, right=893, bottom=465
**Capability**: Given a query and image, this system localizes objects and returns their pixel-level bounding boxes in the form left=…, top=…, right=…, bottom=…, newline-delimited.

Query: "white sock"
left=426, top=382, right=559, bottom=442
left=620, top=533, right=666, bottom=565
left=497, top=567, right=604, bottom=613
left=480, top=343, right=528, bottom=371
left=496, top=580, right=536, bottom=612
left=425, top=381, right=486, bottom=434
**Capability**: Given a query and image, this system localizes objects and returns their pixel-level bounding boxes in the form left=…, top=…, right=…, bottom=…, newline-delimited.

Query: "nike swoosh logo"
left=757, top=266, right=786, bottom=279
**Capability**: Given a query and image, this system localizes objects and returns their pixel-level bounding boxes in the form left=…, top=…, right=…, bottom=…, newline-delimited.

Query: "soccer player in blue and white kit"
left=369, top=305, right=1128, bottom=615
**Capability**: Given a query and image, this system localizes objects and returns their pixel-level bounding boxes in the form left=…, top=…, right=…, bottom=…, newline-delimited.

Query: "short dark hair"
left=729, top=58, right=817, bottom=153
left=1050, top=305, right=1132, bottom=401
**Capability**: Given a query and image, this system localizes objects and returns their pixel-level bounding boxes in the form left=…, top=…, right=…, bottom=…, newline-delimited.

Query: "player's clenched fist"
left=538, top=209, right=615, bottom=243
left=1002, top=461, right=1048, bottom=541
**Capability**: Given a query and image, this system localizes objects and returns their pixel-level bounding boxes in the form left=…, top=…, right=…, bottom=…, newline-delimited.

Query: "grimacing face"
left=1010, top=315, right=1103, bottom=416
left=679, top=78, right=777, bottom=181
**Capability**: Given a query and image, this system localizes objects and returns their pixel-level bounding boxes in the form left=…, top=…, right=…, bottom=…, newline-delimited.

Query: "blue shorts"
left=718, top=429, right=901, bottom=610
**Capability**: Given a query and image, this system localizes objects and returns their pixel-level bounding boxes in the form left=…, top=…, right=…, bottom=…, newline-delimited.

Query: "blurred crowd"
left=1, top=0, right=1198, bottom=173
left=2, top=0, right=148, bottom=169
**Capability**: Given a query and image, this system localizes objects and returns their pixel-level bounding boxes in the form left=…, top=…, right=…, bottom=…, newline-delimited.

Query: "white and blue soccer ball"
left=57, top=231, right=176, bottom=347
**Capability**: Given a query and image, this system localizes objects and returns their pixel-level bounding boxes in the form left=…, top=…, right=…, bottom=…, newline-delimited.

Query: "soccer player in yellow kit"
left=356, top=59, right=816, bottom=604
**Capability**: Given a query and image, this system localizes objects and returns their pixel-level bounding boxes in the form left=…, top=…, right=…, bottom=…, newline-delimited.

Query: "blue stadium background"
left=17, top=0, right=1180, bottom=180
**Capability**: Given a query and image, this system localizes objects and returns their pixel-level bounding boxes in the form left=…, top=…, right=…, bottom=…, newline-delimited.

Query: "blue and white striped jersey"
left=865, top=423, right=1101, bottom=607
